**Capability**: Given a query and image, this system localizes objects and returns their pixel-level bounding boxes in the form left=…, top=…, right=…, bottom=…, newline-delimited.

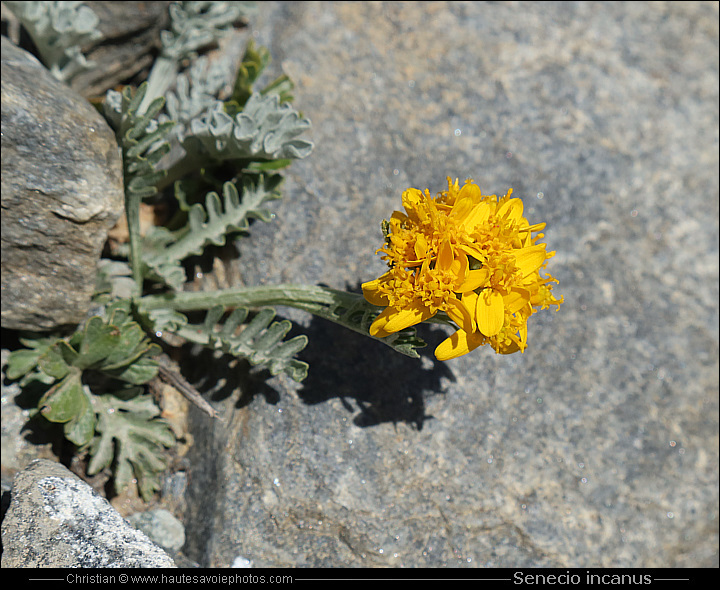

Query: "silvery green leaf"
left=88, top=391, right=175, bottom=500
left=5, top=1, right=101, bottom=82
left=184, top=94, right=313, bottom=161
left=95, top=259, right=137, bottom=300
left=175, top=305, right=309, bottom=382
left=102, top=89, right=123, bottom=129
left=145, top=308, right=189, bottom=334
left=143, top=174, right=282, bottom=289
left=162, top=56, right=234, bottom=142
left=161, top=1, right=257, bottom=61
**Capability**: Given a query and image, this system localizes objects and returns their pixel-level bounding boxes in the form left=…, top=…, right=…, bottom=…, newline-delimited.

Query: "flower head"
left=363, top=177, right=563, bottom=360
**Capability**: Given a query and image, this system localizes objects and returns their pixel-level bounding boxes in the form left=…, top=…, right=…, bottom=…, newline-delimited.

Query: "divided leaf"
left=228, top=38, right=295, bottom=112
left=4, top=1, right=102, bottom=82
left=174, top=305, right=309, bottom=382
left=116, top=83, right=175, bottom=200
left=183, top=93, right=313, bottom=163
left=144, top=174, right=283, bottom=288
left=88, top=391, right=175, bottom=500
left=106, top=82, right=175, bottom=291
left=95, top=260, right=137, bottom=301
left=160, top=1, right=256, bottom=62
left=229, top=38, right=272, bottom=109
left=324, top=294, right=427, bottom=359
left=38, top=370, right=96, bottom=448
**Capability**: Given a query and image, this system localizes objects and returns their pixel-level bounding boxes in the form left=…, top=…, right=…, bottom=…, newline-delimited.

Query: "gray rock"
left=127, top=508, right=186, bottom=553
left=1, top=459, right=175, bottom=568
left=70, top=1, right=173, bottom=99
left=1, top=36, right=124, bottom=331
left=181, top=2, right=719, bottom=568
left=0, top=350, right=59, bottom=479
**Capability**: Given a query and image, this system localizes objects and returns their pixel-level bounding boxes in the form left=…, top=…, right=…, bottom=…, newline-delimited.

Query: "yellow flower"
left=362, top=177, right=563, bottom=360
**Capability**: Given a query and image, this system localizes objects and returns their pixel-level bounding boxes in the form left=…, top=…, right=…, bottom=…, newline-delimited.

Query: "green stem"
left=139, top=284, right=352, bottom=314
left=138, top=284, right=431, bottom=358
left=137, top=56, right=177, bottom=116
left=124, top=177, right=143, bottom=298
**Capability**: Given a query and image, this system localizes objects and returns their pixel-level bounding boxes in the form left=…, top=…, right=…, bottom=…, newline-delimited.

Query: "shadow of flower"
left=292, top=313, right=456, bottom=430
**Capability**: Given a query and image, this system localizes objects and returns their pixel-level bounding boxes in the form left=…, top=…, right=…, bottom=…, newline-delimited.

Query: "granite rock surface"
left=0, top=0, right=716, bottom=570
left=1, top=37, right=123, bottom=331
left=1, top=459, right=175, bottom=568
left=181, top=1, right=719, bottom=568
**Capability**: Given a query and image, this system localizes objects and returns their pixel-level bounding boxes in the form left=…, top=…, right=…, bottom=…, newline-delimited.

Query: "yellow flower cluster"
left=362, top=177, right=563, bottom=360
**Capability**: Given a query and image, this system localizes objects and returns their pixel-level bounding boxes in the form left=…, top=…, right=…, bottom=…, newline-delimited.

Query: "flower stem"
left=139, top=283, right=358, bottom=319
left=138, top=284, right=428, bottom=358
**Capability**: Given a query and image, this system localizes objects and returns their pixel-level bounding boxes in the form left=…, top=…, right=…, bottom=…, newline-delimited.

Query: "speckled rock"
left=127, top=508, right=186, bottom=553
left=1, top=36, right=123, bottom=331
left=70, top=1, right=173, bottom=99
left=1, top=459, right=175, bottom=568
left=181, top=1, right=719, bottom=568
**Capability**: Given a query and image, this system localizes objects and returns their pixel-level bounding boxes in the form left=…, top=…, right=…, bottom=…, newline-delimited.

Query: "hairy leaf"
left=95, top=260, right=137, bottom=301
left=160, top=55, right=234, bottom=151
left=160, top=1, right=256, bottom=62
left=107, top=82, right=174, bottom=291
left=144, top=174, right=283, bottom=289
left=183, top=93, right=313, bottom=163
left=5, top=1, right=102, bottom=82
left=316, top=291, right=428, bottom=359
left=88, top=391, right=175, bottom=500
left=173, top=305, right=309, bottom=382
left=139, top=284, right=428, bottom=360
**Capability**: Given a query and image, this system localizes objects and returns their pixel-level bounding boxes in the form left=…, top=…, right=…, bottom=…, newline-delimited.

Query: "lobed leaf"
left=183, top=93, right=313, bottom=163
left=4, top=1, right=102, bottom=83
left=88, top=391, right=175, bottom=500
left=144, top=174, right=283, bottom=288
left=39, top=369, right=84, bottom=424
left=5, top=335, right=57, bottom=381
left=174, top=305, right=309, bottom=382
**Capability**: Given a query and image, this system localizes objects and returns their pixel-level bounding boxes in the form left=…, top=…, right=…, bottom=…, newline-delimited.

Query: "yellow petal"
left=435, top=329, right=485, bottom=361
left=402, top=188, right=426, bottom=223
left=450, top=252, right=469, bottom=282
left=370, top=301, right=434, bottom=336
left=457, top=242, right=487, bottom=262
left=458, top=182, right=482, bottom=202
left=362, top=274, right=391, bottom=306
left=368, top=306, right=398, bottom=337
left=459, top=268, right=489, bottom=292
left=460, top=291, right=479, bottom=330
left=414, top=233, right=428, bottom=260
left=503, top=287, right=531, bottom=314
left=477, top=290, right=504, bottom=336
left=459, top=202, right=492, bottom=233
left=437, top=239, right=454, bottom=271
left=449, top=195, right=475, bottom=221
left=446, top=297, right=474, bottom=333
left=497, top=197, right=524, bottom=221
left=514, top=244, right=548, bottom=278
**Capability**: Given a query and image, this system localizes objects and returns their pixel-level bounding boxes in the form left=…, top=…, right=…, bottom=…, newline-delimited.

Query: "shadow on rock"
left=292, top=313, right=456, bottom=430
left=170, top=286, right=458, bottom=430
